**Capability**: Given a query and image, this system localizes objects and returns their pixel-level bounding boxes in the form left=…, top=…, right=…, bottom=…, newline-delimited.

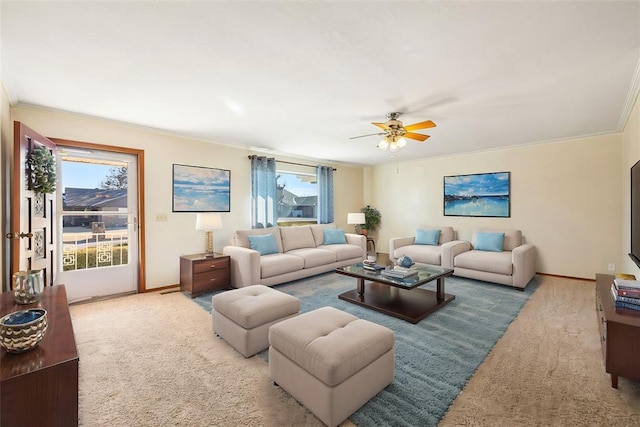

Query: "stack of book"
left=381, top=266, right=418, bottom=279
left=611, top=277, right=640, bottom=312
left=362, top=260, right=385, bottom=271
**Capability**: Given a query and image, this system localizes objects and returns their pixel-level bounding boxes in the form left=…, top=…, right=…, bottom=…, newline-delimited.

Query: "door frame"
left=50, top=138, right=146, bottom=293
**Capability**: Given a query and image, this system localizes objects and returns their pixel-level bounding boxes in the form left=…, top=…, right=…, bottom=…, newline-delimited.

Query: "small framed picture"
left=172, top=164, right=231, bottom=212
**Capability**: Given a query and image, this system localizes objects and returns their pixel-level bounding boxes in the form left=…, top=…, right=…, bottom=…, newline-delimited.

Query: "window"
left=276, top=171, right=318, bottom=224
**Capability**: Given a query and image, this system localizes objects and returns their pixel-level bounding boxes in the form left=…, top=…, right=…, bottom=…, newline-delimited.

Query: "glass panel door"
left=56, top=148, right=138, bottom=302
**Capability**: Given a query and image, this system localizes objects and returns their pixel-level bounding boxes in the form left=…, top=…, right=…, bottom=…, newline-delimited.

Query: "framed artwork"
left=443, top=171, right=510, bottom=217
left=172, top=164, right=230, bottom=212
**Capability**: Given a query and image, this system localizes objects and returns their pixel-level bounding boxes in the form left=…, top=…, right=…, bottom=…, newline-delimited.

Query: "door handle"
left=5, top=232, right=33, bottom=240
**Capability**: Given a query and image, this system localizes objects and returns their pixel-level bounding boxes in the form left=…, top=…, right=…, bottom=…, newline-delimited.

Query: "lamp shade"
left=195, top=213, right=223, bottom=230
left=347, top=212, right=365, bottom=225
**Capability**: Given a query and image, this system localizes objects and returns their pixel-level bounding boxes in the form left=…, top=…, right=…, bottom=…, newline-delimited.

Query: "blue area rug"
left=191, top=273, right=538, bottom=427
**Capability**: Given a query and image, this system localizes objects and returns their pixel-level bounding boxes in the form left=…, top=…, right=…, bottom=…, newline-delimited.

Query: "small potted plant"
left=360, top=205, right=381, bottom=236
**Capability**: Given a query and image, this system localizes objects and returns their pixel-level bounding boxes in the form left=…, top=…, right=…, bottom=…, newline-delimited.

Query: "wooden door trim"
left=11, top=122, right=57, bottom=278
left=50, top=138, right=147, bottom=293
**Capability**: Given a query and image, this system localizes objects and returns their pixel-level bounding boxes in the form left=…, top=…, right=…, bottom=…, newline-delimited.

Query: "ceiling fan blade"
left=403, top=120, right=436, bottom=131
left=349, top=132, right=386, bottom=140
left=404, top=132, right=430, bottom=142
left=372, top=122, right=390, bottom=130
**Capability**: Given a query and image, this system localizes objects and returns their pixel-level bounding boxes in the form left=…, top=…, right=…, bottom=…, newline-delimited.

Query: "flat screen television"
left=630, top=159, right=640, bottom=268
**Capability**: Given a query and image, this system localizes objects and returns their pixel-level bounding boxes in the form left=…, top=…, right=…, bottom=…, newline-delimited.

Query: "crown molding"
left=618, top=54, right=640, bottom=132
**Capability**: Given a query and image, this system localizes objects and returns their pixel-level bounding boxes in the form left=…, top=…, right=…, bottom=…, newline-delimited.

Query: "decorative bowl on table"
left=396, top=256, right=415, bottom=268
left=0, top=308, right=48, bottom=353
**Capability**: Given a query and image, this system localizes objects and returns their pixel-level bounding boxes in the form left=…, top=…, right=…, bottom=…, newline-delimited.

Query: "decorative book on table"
left=612, top=280, right=640, bottom=298
left=613, top=278, right=640, bottom=290
left=610, top=284, right=640, bottom=306
left=381, top=267, right=418, bottom=279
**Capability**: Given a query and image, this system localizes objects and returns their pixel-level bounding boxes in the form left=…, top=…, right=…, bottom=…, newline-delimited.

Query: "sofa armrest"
left=512, top=244, right=536, bottom=288
left=222, top=246, right=261, bottom=288
left=389, top=237, right=415, bottom=261
left=345, top=233, right=366, bottom=259
left=441, top=240, right=471, bottom=269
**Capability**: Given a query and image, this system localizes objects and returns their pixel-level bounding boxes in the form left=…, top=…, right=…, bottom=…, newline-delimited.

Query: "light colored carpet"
left=70, top=290, right=327, bottom=426
left=70, top=275, right=640, bottom=426
left=439, top=275, right=640, bottom=427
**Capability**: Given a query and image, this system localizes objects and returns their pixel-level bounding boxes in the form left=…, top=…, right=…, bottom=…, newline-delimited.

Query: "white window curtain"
left=317, top=165, right=334, bottom=224
left=250, top=155, right=277, bottom=228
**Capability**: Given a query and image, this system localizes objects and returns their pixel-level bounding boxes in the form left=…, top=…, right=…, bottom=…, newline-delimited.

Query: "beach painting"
left=172, top=164, right=230, bottom=212
left=444, top=172, right=510, bottom=217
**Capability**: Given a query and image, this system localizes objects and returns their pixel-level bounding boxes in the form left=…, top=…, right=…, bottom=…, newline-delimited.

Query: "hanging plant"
left=28, top=145, right=56, bottom=194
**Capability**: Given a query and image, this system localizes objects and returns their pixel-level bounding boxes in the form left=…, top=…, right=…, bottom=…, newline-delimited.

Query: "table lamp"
left=347, top=212, right=366, bottom=233
left=195, top=213, right=223, bottom=256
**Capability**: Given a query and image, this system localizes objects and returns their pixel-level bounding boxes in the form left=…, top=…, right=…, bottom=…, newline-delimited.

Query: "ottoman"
left=212, top=285, right=300, bottom=357
left=269, top=306, right=395, bottom=427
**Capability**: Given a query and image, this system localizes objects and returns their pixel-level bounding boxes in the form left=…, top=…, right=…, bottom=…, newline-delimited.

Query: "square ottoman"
left=269, top=306, right=395, bottom=427
left=212, top=285, right=300, bottom=357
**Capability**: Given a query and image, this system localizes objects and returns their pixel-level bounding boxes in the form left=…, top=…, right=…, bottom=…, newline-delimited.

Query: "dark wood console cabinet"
left=180, top=253, right=231, bottom=297
left=595, top=273, right=640, bottom=388
left=1, top=285, right=79, bottom=426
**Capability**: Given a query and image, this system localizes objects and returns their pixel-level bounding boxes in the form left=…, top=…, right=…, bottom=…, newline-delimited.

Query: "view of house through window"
left=276, top=171, right=318, bottom=224
left=60, top=157, right=129, bottom=271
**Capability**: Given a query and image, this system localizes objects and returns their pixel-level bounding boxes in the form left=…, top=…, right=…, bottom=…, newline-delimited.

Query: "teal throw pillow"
left=247, top=233, right=279, bottom=255
left=415, top=229, right=441, bottom=246
left=323, top=228, right=346, bottom=245
left=475, top=232, right=505, bottom=252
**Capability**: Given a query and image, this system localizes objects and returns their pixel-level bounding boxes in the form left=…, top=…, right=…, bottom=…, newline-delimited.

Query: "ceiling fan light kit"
left=352, top=112, right=436, bottom=151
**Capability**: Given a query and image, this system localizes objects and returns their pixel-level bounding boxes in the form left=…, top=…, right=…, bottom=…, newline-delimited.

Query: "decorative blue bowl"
left=397, top=256, right=415, bottom=268
left=0, top=308, right=48, bottom=353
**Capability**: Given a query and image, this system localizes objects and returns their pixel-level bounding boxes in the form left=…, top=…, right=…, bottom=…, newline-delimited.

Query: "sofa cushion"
left=323, top=228, right=346, bottom=245
left=393, top=244, right=441, bottom=265
left=415, top=229, right=441, bottom=246
left=235, top=227, right=283, bottom=252
left=419, top=225, right=454, bottom=244
left=286, top=248, right=337, bottom=268
left=472, top=228, right=522, bottom=251
left=248, top=233, right=280, bottom=255
left=475, top=232, right=505, bottom=252
left=280, top=226, right=316, bottom=253
left=260, top=253, right=305, bottom=278
left=309, top=223, right=336, bottom=246
left=319, top=243, right=363, bottom=261
left=454, top=250, right=513, bottom=275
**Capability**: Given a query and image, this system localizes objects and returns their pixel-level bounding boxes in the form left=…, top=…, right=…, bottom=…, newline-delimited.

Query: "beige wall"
left=0, top=83, right=10, bottom=290
left=4, top=94, right=639, bottom=286
left=622, top=93, right=640, bottom=275
left=366, top=133, right=623, bottom=280
left=9, top=106, right=364, bottom=290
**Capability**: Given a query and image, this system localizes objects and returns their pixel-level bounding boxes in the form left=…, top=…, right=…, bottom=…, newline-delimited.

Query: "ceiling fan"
left=350, top=112, right=436, bottom=151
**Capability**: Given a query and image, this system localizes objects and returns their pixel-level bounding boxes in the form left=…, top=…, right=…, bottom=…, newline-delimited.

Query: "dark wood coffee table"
left=335, top=264, right=455, bottom=323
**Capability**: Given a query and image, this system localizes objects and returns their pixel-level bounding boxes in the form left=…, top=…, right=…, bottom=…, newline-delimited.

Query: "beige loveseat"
left=223, top=224, right=366, bottom=288
left=453, top=228, right=536, bottom=289
left=389, top=226, right=469, bottom=268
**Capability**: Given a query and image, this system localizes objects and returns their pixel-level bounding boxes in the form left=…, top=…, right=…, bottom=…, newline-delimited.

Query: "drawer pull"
left=210, top=265, right=216, bottom=268
left=210, top=278, right=216, bottom=282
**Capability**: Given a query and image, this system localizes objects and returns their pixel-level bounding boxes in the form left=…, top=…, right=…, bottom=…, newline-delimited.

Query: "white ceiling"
left=2, top=1, right=639, bottom=166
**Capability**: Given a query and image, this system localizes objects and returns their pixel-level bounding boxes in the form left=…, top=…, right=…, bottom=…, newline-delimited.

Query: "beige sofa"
left=453, top=228, right=536, bottom=289
left=223, top=224, right=366, bottom=288
left=389, top=226, right=469, bottom=268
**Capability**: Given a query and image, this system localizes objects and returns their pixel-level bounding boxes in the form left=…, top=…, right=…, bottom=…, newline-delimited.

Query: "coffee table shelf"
left=335, top=264, right=455, bottom=324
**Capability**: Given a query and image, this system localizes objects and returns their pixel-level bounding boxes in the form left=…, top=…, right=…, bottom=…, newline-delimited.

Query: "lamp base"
left=204, top=230, right=215, bottom=256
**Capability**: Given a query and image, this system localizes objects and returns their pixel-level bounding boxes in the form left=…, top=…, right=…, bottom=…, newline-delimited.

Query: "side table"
left=180, top=253, right=231, bottom=297
left=1, top=285, right=79, bottom=427
left=366, top=237, right=376, bottom=253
